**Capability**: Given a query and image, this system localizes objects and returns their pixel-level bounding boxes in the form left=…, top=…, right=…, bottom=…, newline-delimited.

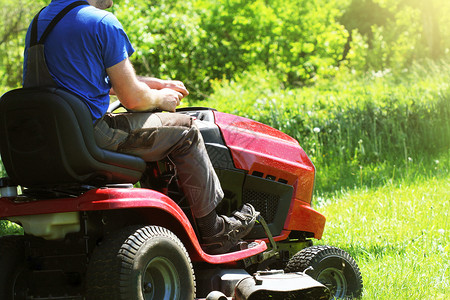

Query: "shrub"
left=112, top=0, right=347, bottom=99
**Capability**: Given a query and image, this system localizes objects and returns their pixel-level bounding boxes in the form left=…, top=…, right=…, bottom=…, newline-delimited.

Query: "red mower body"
left=214, top=111, right=325, bottom=240
left=0, top=89, right=348, bottom=300
left=0, top=188, right=267, bottom=265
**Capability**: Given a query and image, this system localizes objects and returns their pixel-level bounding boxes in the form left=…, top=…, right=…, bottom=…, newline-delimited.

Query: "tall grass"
left=202, top=61, right=450, bottom=193
left=317, top=173, right=450, bottom=299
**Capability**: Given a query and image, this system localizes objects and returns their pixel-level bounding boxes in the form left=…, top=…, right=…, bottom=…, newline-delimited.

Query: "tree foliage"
left=0, top=0, right=449, bottom=97
left=111, top=0, right=347, bottom=98
left=342, top=0, right=449, bottom=70
left=0, top=0, right=46, bottom=90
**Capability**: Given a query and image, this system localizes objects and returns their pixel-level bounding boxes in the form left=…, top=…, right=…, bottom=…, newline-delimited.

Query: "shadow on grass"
left=341, top=243, right=409, bottom=263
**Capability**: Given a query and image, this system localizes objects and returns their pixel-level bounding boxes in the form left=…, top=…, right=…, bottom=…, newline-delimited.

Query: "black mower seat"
left=0, top=87, right=146, bottom=187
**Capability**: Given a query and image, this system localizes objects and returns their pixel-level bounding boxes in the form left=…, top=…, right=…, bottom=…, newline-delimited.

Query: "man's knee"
left=158, top=113, right=204, bottom=147
left=157, top=113, right=193, bottom=128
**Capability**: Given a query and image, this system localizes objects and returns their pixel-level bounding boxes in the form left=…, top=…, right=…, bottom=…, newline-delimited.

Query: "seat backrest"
left=0, top=87, right=146, bottom=187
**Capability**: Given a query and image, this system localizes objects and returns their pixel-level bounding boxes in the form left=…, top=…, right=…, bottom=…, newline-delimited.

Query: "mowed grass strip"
left=317, top=175, right=449, bottom=299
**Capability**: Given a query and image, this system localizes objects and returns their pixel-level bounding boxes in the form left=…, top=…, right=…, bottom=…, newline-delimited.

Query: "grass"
left=316, top=170, right=449, bottom=299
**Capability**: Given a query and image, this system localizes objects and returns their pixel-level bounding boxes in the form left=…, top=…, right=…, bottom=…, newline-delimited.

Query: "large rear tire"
left=0, top=235, right=28, bottom=300
left=86, top=225, right=195, bottom=300
left=285, top=245, right=363, bottom=299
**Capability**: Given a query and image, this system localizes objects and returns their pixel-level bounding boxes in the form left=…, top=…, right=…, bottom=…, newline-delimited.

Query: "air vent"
left=243, top=189, right=279, bottom=223
left=265, top=175, right=276, bottom=181
left=252, top=171, right=264, bottom=178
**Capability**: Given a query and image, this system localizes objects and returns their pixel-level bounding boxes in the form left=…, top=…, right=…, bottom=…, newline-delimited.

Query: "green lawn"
left=316, top=174, right=449, bottom=299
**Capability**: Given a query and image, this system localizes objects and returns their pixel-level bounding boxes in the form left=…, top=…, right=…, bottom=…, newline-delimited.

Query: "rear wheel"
left=86, top=225, right=195, bottom=300
left=0, top=235, right=28, bottom=300
left=285, top=245, right=363, bottom=299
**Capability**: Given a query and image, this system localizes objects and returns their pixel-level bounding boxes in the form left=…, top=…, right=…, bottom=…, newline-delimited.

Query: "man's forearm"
left=136, top=76, right=165, bottom=90
left=138, top=76, right=189, bottom=97
left=110, top=76, right=163, bottom=95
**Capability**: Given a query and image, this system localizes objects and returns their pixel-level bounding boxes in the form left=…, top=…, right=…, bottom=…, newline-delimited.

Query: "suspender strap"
left=30, top=7, right=46, bottom=47
left=30, top=1, right=89, bottom=47
left=24, top=1, right=89, bottom=88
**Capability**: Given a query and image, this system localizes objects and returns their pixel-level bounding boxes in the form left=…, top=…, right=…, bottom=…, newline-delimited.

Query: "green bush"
left=0, top=161, right=5, bottom=177
left=111, top=0, right=208, bottom=98
left=0, top=220, right=23, bottom=236
left=112, top=0, right=347, bottom=99
left=2, top=0, right=450, bottom=98
left=194, top=0, right=347, bottom=85
left=0, top=0, right=46, bottom=90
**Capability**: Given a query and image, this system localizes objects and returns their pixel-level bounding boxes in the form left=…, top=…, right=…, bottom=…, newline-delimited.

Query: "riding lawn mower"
left=0, top=87, right=363, bottom=299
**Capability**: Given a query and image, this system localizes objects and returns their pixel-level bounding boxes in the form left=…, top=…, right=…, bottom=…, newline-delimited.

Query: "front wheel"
left=285, top=245, right=363, bottom=299
left=86, top=225, right=196, bottom=300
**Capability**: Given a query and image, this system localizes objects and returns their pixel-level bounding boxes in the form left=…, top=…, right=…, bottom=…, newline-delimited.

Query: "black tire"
left=86, top=225, right=196, bottom=300
left=0, top=235, right=28, bottom=300
left=285, top=245, right=363, bottom=299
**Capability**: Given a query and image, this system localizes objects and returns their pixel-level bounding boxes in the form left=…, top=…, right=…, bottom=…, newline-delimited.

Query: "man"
left=23, top=0, right=258, bottom=254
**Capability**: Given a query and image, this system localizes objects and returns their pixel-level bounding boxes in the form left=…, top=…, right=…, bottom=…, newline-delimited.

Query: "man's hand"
left=161, top=80, right=189, bottom=98
left=154, top=88, right=183, bottom=112
left=136, top=77, right=189, bottom=98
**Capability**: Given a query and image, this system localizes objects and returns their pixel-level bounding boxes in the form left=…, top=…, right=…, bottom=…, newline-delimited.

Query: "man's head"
left=87, top=0, right=113, bottom=10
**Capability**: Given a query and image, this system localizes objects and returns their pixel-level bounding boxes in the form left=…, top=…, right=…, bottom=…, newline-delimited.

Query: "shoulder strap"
left=30, top=7, right=47, bottom=47
left=30, top=1, right=89, bottom=47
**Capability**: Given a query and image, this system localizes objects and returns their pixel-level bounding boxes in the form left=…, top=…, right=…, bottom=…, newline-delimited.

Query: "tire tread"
left=86, top=225, right=195, bottom=300
left=285, top=245, right=363, bottom=299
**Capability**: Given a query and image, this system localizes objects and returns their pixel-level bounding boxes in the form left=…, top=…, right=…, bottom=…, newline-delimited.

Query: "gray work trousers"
left=93, top=111, right=223, bottom=218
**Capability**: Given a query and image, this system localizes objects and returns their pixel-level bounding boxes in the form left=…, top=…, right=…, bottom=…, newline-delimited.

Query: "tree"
left=0, top=0, right=46, bottom=90
left=339, top=0, right=393, bottom=65
left=399, top=0, right=443, bottom=59
left=339, top=0, right=448, bottom=71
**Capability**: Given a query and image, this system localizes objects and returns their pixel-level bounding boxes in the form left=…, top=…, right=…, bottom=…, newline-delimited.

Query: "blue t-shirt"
left=23, top=0, right=135, bottom=121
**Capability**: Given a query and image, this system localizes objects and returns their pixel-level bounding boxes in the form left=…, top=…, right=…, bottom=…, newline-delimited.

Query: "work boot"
left=202, top=203, right=259, bottom=255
